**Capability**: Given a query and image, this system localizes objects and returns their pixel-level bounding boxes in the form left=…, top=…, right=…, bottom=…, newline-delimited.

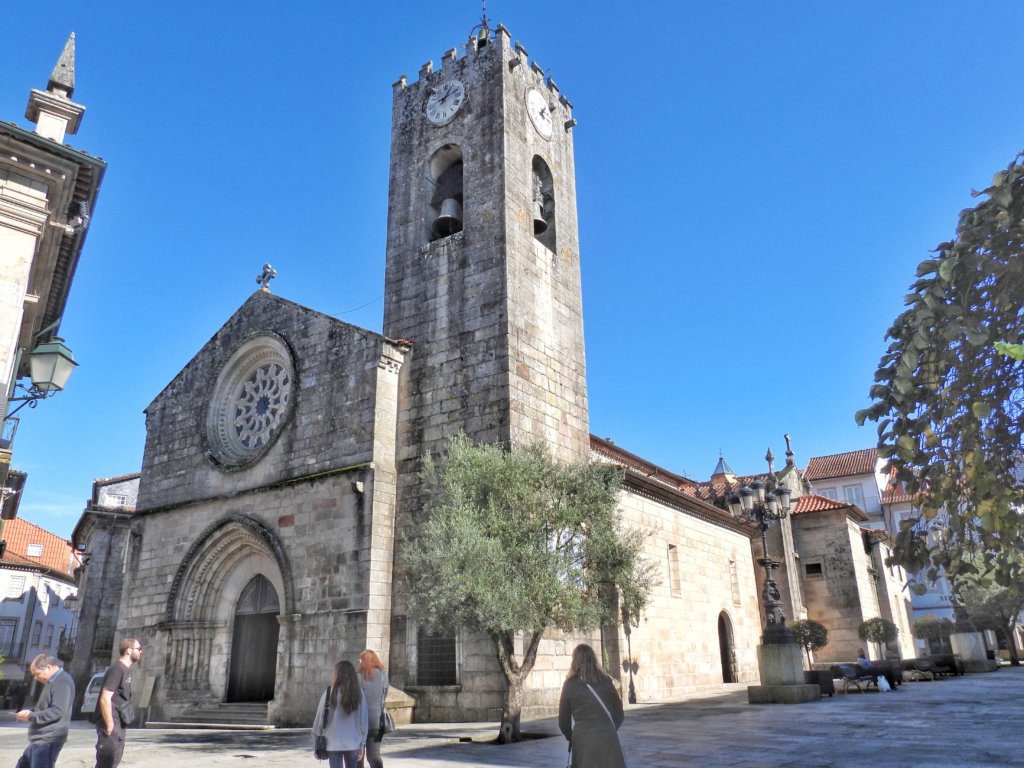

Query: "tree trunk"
left=498, top=676, right=524, bottom=744
left=492, top=628, right=545, bottom=744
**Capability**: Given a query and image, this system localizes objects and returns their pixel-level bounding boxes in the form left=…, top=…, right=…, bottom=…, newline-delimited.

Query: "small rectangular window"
left=25, top=543, right=43, bottom=557
left=417, top=629, right=457, bottom=685
left=30, top=621, right=42, bottom=646
left=6, top=575, right=25, bottom=601
left=805, top=562, right=824, bottom=577
left=818, top=487, right=836, bottom=499
left=0, top=618, right=17, bottom=654
left=729, top=558, right=741, bottom=606
left=843, top=484, right=865, bottom=508
left=43, top=624, right=54, bottom=648
left=667, top=545, right=681, bottom=596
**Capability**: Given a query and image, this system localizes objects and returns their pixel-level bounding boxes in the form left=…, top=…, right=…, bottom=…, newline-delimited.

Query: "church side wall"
left=615, top=489, right=762, bottom=698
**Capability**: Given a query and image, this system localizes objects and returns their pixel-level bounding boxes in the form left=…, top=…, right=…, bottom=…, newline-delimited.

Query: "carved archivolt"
left=165, top=514, right=294, bottom=624
left=205, top=333, right=296, bottom=471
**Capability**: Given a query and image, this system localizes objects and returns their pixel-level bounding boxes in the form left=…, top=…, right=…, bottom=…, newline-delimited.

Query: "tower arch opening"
left=718, top=611, right=736, bottom=683
left=427, top=144, right=463, bottom=242
left=531, top=155, right=555, bottom=251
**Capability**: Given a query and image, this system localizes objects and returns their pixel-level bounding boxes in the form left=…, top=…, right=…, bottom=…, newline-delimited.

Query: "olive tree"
left=405, top=435, right=657, bottom=743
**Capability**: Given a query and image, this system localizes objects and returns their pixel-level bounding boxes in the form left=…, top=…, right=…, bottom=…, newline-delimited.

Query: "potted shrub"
left=858, top=617, right=898, bottom=659
left=788, top=619, right=829, bottom=667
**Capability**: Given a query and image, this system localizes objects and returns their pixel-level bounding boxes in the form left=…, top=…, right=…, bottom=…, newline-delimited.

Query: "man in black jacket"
left=15, top=653, right=75, bottom=768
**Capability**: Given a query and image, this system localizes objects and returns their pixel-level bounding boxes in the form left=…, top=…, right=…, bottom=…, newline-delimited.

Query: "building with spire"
left=0, top=33, right=105, bottom=491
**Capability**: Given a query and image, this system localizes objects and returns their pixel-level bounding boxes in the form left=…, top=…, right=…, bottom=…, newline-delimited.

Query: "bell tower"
left=383, top=23, right=588, bottom=470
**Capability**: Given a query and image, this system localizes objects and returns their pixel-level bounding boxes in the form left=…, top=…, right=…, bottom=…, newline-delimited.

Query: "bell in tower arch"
left=433, top=197, right=463, bottom=237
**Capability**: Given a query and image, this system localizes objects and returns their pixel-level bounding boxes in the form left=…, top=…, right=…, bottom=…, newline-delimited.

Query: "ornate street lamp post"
left=727, top=448, right=819, bottom=704
left=727, top=448, right=796, bottom=646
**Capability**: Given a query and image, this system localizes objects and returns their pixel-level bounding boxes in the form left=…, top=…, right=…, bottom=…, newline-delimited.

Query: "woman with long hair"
left=558, top=644, right=626, bottom=768
left=312, top=660, right=368, bottom=768
left=358, top=649, right=389, bottom=768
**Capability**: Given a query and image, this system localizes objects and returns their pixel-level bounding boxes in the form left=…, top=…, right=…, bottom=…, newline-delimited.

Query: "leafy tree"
left=856, top=152, right=1024, bottom=599
left=913, top=615, right=954, bottom=643
left=405, top=435, right=657, bottom=743
left=858, top=617, right=899, bottom=658
left=960, top=580, right=1024, bottom=666
left=788, top=619, right=829, bottom=667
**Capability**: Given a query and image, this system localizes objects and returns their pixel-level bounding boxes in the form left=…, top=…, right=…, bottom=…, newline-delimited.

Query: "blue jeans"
left=16, top=740, right=64, bottom=768
left=327, top=751, right=360, bottom=768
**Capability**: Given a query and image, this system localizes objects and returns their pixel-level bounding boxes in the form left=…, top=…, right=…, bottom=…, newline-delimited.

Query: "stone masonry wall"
left=68, top=510, right=132, bottom=705
left=138, top=290, right=404, bottom=512
left=123, top=291, right=404, bottom=725
left=119, top=471, right=384, bottom=725
left=382, top=30, right=589, bottom=719
left=616, top=488, right=762, bottom=698
left=792, top=510, right=877, bottom=662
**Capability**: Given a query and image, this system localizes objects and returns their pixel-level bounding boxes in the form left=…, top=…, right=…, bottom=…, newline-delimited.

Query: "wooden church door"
left=227, top=575, right=280, bottom=702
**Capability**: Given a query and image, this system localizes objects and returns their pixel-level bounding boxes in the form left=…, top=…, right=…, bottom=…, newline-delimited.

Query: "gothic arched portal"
left=163, top=515, right=292, bottom=702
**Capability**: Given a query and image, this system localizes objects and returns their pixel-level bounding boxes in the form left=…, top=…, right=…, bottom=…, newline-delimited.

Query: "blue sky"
left=3, top=2, right=1024, bottom=539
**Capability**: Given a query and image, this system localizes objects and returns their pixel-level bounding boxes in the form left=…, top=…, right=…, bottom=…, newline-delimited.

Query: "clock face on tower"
left=526, top=88, right=553, bottom=138
left=425, top=79, right=466, bottom=125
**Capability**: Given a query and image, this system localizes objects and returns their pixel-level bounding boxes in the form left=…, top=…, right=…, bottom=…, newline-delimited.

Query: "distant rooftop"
left=805, top=448, right=878, bottom=481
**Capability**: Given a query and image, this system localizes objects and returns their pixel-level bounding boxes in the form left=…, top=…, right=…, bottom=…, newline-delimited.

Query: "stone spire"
left=711, top=452, right=737, bottom=483
left=48, top=32, right=76, bottom=98
left=26, top=32, right=86, bottom=143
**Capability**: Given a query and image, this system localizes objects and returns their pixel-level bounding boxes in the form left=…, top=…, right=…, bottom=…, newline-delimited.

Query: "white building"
left=806, top=447, right=955, bottom=654
left=0, top=517, right=79, bottom=700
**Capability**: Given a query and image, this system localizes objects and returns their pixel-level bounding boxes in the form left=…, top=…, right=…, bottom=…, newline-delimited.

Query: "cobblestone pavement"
left=1, top=667, right=1021, bottom=767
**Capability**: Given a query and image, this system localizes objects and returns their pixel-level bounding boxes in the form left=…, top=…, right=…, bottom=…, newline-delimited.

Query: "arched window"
left=427, top=144, right=463, bottom=242
left=532, top=156, right=555, bottom=250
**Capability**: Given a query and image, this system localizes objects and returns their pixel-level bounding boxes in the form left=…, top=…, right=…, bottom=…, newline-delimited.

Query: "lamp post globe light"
left=727, top=449, right=796, bottom=646
left=5, top=336, right=78, bottom=419
left=729, top=448, right=819, bottom=705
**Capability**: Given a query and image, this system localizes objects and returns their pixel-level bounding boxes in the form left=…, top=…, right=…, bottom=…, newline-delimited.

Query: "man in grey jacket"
left=15, top=653, right=75, bottom=768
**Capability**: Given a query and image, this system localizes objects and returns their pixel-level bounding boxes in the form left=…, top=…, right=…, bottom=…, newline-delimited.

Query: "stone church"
left=112, top=23, right=905, bottom=726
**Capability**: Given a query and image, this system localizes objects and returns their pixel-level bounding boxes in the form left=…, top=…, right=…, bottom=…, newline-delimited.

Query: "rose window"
left=233, top=362, right=290, bottom=449
left=206, top=335, right=295, bottom=470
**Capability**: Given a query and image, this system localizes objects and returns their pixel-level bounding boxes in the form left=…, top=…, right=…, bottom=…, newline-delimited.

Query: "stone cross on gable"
left=256, top=264, right=277, bottom=292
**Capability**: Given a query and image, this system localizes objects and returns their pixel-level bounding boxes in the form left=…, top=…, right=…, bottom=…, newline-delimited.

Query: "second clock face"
left=527, top=88, right=553, bottom=138
left=425, top=79, right=466, bottom=124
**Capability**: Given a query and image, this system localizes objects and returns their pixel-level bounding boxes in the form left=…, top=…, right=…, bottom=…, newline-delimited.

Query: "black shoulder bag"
left=314, top=687, right=330, bottom=760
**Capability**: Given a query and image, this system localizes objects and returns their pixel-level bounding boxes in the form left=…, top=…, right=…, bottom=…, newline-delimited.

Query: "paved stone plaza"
left=1, top=667, right=1020, bottom=767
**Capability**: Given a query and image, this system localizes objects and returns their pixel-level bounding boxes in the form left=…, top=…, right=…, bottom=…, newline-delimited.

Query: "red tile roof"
left=805, top=448, right=878, bottom=481
left=792, top=494, right=868, bottom=521
left=1, top=517, right=79, bottom=579
left=590, top=436, right=700, bottom=495
left=590, top=435, right=752, bottom=536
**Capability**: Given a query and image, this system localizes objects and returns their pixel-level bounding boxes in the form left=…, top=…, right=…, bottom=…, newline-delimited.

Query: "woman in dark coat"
left=558, top=644, right=626, bottom=768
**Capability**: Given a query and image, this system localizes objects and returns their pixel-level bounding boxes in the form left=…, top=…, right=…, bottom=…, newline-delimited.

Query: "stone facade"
left=68, top=474, right=139, bottom=709
left=118, top=292, right=406, bottom=724
left=383, top=27, right=589, bottom=719
left=613, top=477, right=762, bottom=697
